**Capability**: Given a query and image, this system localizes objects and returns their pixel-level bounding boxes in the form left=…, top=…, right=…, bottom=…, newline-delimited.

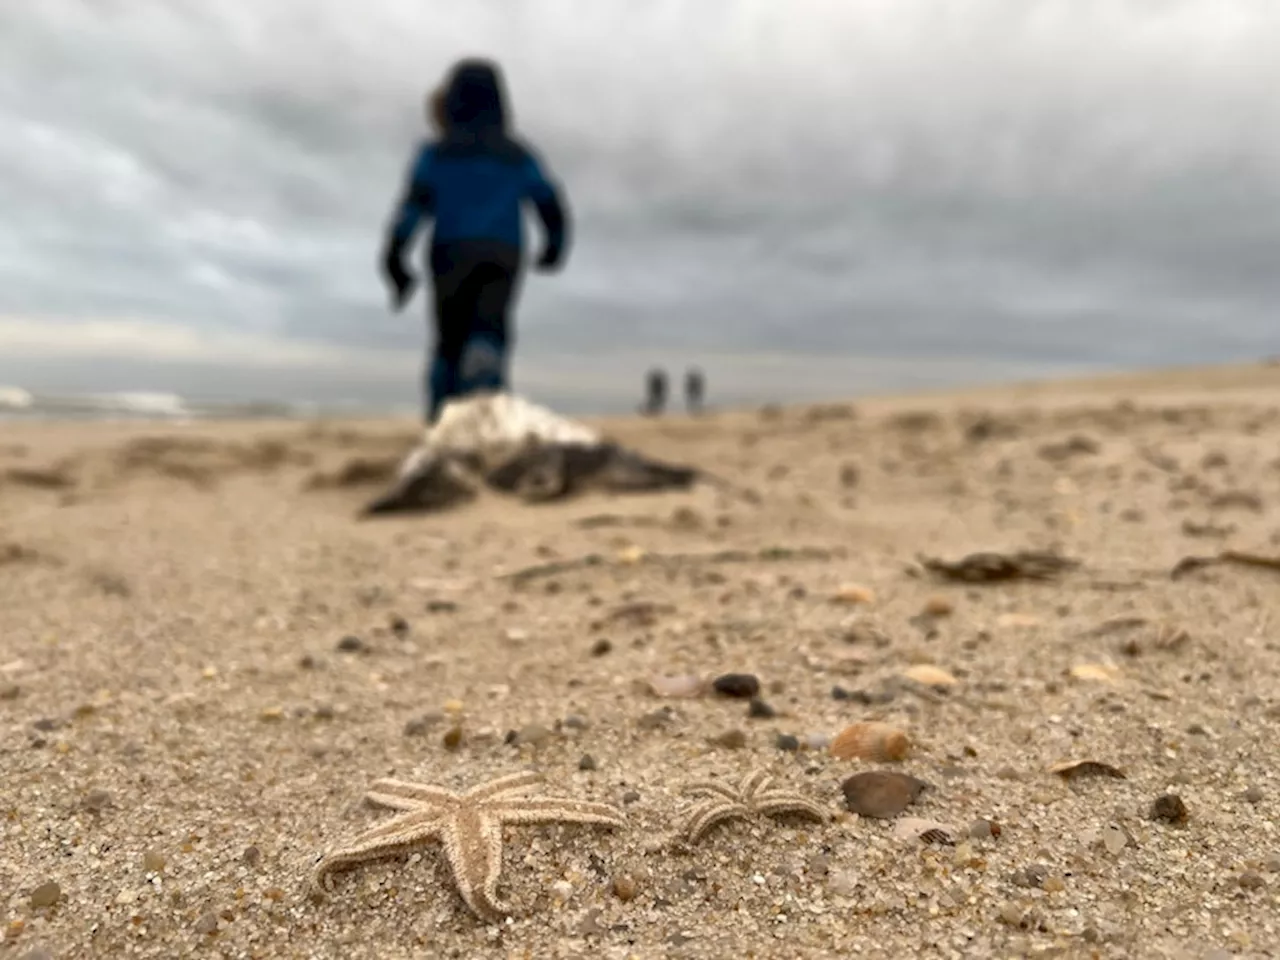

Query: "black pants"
left=426, top=241, right=522, bottom=423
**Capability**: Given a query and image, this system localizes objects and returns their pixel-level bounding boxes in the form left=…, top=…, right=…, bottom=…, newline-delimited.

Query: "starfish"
left=680, top=768, right=828, bottom=843
left=312, top=770, right=625, bottom=918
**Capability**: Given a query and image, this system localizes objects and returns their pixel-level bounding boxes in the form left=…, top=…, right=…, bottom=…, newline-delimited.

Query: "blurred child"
left=381, top=59, right=570, bottom=423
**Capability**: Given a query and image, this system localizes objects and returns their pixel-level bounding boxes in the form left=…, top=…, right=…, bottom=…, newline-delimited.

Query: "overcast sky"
left=2, top=0, right=1279, bottom=412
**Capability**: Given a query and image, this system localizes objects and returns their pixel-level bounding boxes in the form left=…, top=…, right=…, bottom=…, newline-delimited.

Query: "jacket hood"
left=442, top=59, right=508, bottom=135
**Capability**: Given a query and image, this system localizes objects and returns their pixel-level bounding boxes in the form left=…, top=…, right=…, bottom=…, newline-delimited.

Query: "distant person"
left=380, top=59, right=571, bottom=424
left=641, top=368, right=668, bottom=416
left=684, top=367, right=705, bottom=415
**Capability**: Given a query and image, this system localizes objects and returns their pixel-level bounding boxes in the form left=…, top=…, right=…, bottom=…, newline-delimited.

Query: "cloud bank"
left=2, top=0, right=1279, bottom=410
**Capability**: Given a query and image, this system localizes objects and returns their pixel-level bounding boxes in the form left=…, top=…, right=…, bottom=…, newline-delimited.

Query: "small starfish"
left=680, top=768, right=828, bottom=842
left=313, top=770, right=625, bottom=917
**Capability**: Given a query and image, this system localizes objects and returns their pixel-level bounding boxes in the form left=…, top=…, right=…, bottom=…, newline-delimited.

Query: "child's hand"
left=381, top=246, right=417, bottom=310
left=534, top=246, right=563, bottom=272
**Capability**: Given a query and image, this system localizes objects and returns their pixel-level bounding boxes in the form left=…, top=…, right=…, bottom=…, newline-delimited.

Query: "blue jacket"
left=388, top=62, right=569, bottom=265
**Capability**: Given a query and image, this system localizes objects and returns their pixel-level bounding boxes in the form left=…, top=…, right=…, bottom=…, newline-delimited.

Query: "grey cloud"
left=2, top=0, right=1280, bottom=408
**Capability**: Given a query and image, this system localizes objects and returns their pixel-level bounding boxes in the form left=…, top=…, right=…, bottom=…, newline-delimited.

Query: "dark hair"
left=441, top=59, right=509, bottom=136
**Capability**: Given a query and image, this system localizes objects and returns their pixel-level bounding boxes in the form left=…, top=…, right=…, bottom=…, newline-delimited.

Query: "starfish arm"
left=485, top=796, right=626, bottom=827
left=366, top=779, right=459, bottom=809
left=682, top=779, right=741, bottom=803
left=752, top=791, right=829, bottom=823
left=739, top=769, right=775, bottom=800
left=681, top=798, right=750, bottom=843
left=464, top=770, right=544, bottom=802
left=312, top=816, right=445, bottom=892
left=441, top=810, right=512, bottom=918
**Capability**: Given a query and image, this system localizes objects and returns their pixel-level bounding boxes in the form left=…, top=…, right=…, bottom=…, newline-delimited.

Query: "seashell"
left=832, top=584, right=876, bottom=606
left=647, top=674, right=706, bottom=698
left=1049, top=759, right=1126, bottom=781
left=841, top=771, right=929, bottom=819
left=830, top=721, right=911, bottom=762
left=1068, top=663, right=1119, bottom=684
left=892, top=817, right=957, bottom=845
left=901, top=664, right=957, bottom=688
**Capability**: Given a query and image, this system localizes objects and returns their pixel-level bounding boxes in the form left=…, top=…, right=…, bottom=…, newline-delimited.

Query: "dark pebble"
left=841, top=771, right=928, bottom=819
left=1242, top=786, right=1264, bottom=804
left=713, top=673, right=761, bottom=699
left=389, top=615, right=410, bottom=637
left=1239, top=872, right=1266, bottom=891
left=775, top=733, right=800, bottom=752
left=1148, top=793, right=1189, bottom=825
left=313, top=704, right=336, bottom=721
left=622, top=790, right=641, bottom=804
left=747, top=697, right=777, bottom=719
left=426, top=600, right=458, bottom=613
left=578, top=754, right=598, bottom=771
left=0, top=683, right=19, bottom=701
left=33, top=718, right=60, bottom=732
left=590, top=638, right=613, bottom=657
left=713, top=729, right=747, bottom=749
left=336, top=635, right=364, bottom=653
left=242, top=845, right=262, bottom=867
left=298, top=655, right=318, bottom=670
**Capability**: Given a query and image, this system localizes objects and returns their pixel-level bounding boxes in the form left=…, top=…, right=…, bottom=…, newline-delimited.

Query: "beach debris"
left=840, top=771, right=929, bottom=819
left=919, top=549, right=1079, bottom=583
left=363, top=393, right=700, bottom=515
left=832, top=584, right=876, bottom=605
left=1148, top=794, right=1189, bottom=824
left=1049, top=760, right=1126, bottom=781
left=313, top=770, right=625, bottom=918
left=1171, top=549, right=1280, bottom=580
left=679, top=769, right=827, bottom=843
left=648, top=674, right=705, bottom=699
left=892, top=817, right=956, bottom=845
left=1069, top=663, right=1121, bottom=684
left=901, top=664, right=958, bottom=688
left=830, top=722, right=911, bottom=762
left=712, top=673, right=760, bottom=699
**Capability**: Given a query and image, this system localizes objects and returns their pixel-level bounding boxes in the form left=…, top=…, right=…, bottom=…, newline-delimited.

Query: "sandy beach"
left=3, top=362, right=1280, bottom=959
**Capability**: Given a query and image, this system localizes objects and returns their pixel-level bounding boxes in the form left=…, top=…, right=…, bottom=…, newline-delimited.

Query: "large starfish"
left=680, top=768, right=828, bottom=843
left=313, top=770, right=625, bottom=917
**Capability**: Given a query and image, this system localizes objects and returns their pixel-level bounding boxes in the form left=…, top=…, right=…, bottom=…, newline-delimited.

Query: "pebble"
left=1148, top=793, right=1189, bottom=824
left=712, top=729, right=747, bottom=749
left=841, top=771, right=928, bottom=819
left=143, top=850, right=166, bottom=873
left=241, top=845, right=262, bottom=867
left=1238, top=872, right=1266, bottom=891
left=712, top=673, right=760, bottom=699
left=298, top=655, right=318, bottom=670
left=1101, top=824, right=1128, bottom=856
left=622, top=790, right=641, bottom=804
left=336, top=635, right=364, bottom=653
left=612, top=874, right=639, bottom=902
left=590, top=638, right=613, bottom=657
left=1263, top=855, right=1280, bottom=874
left=648, top=674, right=704, bottom=698
left=551, top=880, right=574, bottom=902
left=29, top=881, right=61, bottom=909
left=442, top=726, right=464, bottom=751
left=32, top=717, right=59, bottom=732
left=805, top=732, right=832, bottom=751
left=578, top=754, right=598, bottom=771
left=562, top=714, right=589, bottom=730
left=426, top=599, right=458, bottom=613
left=968, top=818, right=998, bottom=840
left=1242, top=785, right=1264, bottom=804
left=194, top=910, right=219, bottom=935
left=827, top=869, right=859, bottom=898
left=389, top=615, right=410, bottom=637
left=83, top=788, right=112, bottom=812
left=747, top=697, right=777, bottom=719
left=922, top=596, right=954, bottom=617
left=0, top=683, right=18, bottom=700
left=313, top=704, right=335, bottom=721
left=775, top=733, right=800, bottom=752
